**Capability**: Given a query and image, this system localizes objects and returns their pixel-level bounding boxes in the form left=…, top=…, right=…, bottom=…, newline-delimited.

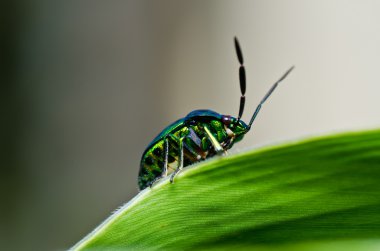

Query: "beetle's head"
left=221, top=115, right=249, bottom=144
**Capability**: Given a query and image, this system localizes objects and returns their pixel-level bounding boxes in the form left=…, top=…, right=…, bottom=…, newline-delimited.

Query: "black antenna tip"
left=234, top=37, right=244, bottom=65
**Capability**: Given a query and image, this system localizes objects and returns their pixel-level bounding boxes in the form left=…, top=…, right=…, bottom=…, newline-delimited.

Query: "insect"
left=138, top=37, right=294, bottom=190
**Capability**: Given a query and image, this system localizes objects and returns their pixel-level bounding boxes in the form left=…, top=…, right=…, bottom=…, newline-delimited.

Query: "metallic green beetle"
left=138, top=37, right=294, bottom=190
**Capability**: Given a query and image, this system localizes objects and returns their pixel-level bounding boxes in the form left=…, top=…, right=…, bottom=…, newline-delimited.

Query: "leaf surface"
left=72, top=130, right=380, bottom=251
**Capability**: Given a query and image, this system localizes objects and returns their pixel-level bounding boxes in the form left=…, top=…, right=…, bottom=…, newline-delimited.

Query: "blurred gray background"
left=2, top=0, right=380, bottom=250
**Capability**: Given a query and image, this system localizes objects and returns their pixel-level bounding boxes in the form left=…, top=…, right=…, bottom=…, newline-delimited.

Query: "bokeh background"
left=2, top=0, right=380, bottom=250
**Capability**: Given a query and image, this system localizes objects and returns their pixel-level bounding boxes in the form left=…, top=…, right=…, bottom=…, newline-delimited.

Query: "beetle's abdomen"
left=138, top=126, right=187, bottom=189
left=138, top=119, right=230, bottom=190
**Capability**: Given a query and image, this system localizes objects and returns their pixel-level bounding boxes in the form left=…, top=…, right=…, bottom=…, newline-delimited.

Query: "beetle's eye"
left=222, top=115, right=232, bottom=126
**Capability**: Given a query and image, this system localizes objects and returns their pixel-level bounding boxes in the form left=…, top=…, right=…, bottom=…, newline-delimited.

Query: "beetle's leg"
left=170, top=137, right=184, bottom=183
left=183, top=128, right=205, bottom=160
left=204, top=125, right=225, bottom=155
left=149, top=138, right=169, bottom=188
left=163, top=137, right=169, bottom=177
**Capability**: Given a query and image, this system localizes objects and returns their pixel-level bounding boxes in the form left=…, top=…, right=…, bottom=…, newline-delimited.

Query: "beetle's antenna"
left=247, top=66, right=295, bottom=130
left=234, top=37, right=246, bottom=121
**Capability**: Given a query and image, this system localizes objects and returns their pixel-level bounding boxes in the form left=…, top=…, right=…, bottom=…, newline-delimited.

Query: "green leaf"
left=71, top=129, right=380, bottom=251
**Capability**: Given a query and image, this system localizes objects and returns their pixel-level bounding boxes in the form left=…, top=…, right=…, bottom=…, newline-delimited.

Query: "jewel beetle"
left=138, top=37, right=294, bottom=190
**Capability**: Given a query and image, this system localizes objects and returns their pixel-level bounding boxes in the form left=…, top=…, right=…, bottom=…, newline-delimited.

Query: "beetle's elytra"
left=138, top=37, right=294, bottom=190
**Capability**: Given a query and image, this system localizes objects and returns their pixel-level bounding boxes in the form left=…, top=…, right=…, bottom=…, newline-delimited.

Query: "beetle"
left=138, top=37, right=294, bottom=190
